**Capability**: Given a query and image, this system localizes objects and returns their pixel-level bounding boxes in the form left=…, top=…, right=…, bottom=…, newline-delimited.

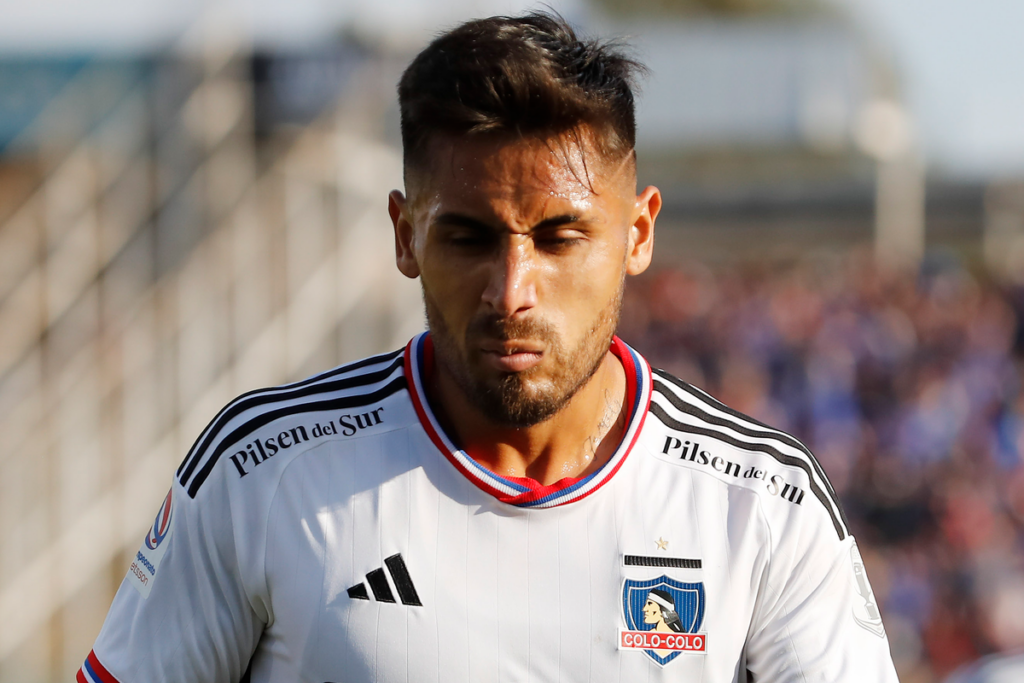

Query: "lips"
left=479, top=339, right=544, bottom=373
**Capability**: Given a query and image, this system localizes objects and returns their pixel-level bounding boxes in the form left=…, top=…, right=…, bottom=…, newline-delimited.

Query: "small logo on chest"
left=347, top=553, right=422, bottom=606
left=620, top=555, right=707, bottom=667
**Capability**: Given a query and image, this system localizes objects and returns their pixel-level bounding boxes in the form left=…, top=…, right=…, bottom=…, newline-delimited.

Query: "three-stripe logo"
left=347, top=554, right=422, bottom=606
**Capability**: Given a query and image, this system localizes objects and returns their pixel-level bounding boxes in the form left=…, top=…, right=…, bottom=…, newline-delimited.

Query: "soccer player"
left=79, top=12, right=899, bottom=683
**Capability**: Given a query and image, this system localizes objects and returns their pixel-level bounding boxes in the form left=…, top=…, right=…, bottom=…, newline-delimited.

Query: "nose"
left=480, top=238, right=538, bottom=317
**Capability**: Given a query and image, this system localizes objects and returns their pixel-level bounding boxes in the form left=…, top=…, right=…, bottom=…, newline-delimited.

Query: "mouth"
left=478, top=339, right=544, bottom=373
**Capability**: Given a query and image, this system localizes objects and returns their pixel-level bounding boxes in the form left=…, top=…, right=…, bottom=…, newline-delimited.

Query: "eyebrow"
left=433, top=212, right=581, bottom=232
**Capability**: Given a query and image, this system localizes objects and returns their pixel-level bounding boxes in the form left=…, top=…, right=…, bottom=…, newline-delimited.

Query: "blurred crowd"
left=620, top=249, right=1024, bottom=683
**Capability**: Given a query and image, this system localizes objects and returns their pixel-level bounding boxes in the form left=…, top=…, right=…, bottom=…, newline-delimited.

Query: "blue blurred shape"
left=944, top=652, right=1024, bottom=683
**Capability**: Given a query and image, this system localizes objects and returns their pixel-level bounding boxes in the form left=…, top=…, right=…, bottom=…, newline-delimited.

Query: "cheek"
left=543, top=245, right=624, bottom=314
left=420, top=259, right=487, bottom=325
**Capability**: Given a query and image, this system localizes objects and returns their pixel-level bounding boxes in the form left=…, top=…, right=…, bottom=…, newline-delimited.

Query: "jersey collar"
left=404, top=332, right=652, bottom=508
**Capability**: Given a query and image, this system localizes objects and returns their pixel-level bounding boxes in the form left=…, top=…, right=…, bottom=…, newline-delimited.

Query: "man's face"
left=643, top=599, right=660, bottom=624
left=390, top=129, right=658, bottom=427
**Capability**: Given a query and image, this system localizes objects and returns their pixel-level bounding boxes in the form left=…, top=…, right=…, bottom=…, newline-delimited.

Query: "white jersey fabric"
left=80, top=333, right=899, bottom=683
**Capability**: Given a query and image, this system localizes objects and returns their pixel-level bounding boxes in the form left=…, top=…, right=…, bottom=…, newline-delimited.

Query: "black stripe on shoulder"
left=652, top=369, right=849, bottom=531
left=186, top=375, right=407, bottom=497
left=177, top=349, right=404, bottom=485
left=651, top=377, right=849, bottom=529
left=649, top=400, right=847, bottom=541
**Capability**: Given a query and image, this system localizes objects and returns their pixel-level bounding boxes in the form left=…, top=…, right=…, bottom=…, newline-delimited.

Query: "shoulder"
left=174, top=347, right=409, bottom=501
left=641, top=366, right=851, bottom=544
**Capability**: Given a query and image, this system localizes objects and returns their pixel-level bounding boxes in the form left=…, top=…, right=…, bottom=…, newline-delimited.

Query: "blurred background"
left=1, top=0, right=1023, bottom=681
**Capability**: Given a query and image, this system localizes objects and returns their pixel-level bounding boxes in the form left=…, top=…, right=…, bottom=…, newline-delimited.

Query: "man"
left=79, top=13, right=899, bottom=683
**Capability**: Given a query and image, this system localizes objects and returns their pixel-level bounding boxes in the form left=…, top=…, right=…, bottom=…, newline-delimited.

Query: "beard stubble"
left=424, top=284, right=624, bottom=428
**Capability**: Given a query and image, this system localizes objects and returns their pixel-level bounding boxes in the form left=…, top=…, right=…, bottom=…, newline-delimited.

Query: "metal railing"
left=0, top=46, right=420, bottom=682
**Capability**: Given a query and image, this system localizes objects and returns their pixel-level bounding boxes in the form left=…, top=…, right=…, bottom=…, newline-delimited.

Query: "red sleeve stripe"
left=76, top=668, right=88, bottom=683
left=81, top=650, right=122, bottom=683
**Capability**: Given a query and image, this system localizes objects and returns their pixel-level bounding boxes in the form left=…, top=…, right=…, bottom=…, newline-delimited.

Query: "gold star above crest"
left=655, top=537, right=669, bottom=551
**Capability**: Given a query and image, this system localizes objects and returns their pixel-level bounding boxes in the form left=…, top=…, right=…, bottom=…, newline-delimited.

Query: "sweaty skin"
left=389, top=129, right=661, bottom=485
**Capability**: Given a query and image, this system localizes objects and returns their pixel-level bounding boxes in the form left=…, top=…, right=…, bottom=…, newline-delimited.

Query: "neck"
left=427, top=348, right=628, bottom=486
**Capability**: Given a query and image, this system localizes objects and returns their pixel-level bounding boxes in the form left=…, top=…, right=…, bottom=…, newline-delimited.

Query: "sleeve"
left=744, top=508, right=900, bottom=682
left=77, top=470, right=267, bottom=683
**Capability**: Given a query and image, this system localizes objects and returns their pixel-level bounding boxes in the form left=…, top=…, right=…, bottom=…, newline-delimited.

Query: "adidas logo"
left=347, top=553, right=422, bottom=606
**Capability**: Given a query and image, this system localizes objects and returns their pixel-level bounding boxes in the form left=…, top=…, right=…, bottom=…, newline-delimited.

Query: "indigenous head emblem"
left=621, top=576, right=707, bottom=666
left=145, top=489, right=173, bottom=550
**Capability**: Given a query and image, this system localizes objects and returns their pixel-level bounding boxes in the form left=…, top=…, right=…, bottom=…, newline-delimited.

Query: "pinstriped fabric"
left=649, top=370, right=849, bottom=541
left=177, top=349, right=404, bottom=482
left=654, top=370, right=848, bottom=527
left=178, top=349, right=407, bottom=497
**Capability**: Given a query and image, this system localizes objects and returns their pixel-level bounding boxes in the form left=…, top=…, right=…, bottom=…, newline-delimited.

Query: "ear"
left=626, top=185, right=660, bottom=276
left=389, top=190, right=420, bottom=279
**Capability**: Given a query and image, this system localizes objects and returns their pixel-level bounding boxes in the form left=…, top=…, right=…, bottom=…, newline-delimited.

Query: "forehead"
left=408, top=130, right=632, bottom=215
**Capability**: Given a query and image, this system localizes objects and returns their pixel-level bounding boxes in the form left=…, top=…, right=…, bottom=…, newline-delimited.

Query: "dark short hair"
left=398, top=12, right=644, bottom=175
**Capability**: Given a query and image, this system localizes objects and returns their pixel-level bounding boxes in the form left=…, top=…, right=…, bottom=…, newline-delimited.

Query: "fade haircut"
left=398, top=12, right=644, bottom=177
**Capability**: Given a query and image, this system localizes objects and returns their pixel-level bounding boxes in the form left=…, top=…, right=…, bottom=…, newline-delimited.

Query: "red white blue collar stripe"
left=404, top=332, right=652, bottom=508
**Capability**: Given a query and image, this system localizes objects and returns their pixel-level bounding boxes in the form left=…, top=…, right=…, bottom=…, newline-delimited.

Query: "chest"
left=255, top=443, right=762, bottom=683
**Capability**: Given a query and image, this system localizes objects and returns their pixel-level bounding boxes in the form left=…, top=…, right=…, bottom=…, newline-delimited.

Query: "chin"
left=423, top=287, right=622, bottom=428
left=475, top=374, right=569, bottom=428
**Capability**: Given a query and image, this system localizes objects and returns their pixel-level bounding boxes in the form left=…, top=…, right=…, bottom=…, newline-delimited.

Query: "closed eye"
left=534, top=233, right=583, bottom=250
left=448, top=232, right=495, bottom=248
left=434, top=213, right=497, bottom=249
left=432, top=212, right=587, bottom=251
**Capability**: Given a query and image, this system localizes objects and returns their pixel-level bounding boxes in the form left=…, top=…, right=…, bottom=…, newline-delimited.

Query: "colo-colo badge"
left=620, top=575, right=707, bottom=666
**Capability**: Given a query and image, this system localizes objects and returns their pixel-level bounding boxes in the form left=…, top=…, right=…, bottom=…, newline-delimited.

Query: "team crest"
left=620, top=576, right=707, bottom=666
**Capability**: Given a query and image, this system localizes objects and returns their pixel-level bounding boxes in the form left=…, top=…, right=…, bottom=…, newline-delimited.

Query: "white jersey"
left=80, top=333, right=898, bottom=683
